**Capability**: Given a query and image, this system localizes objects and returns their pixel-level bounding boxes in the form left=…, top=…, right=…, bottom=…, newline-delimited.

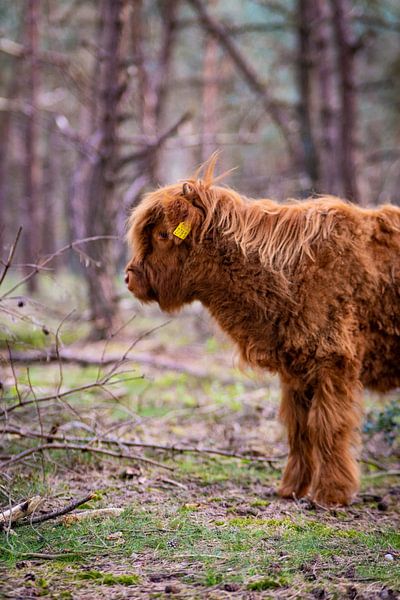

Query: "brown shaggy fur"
left=125, top=157, right=400, bottom=506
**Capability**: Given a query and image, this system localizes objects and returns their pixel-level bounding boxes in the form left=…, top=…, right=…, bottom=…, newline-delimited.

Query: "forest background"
left=0, top=2, right=399, bottom=598
left=1, top=0, right=400, bottom=338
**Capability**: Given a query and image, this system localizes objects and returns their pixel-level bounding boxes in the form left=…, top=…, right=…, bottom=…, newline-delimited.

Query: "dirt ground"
left=1, top=303, right=399, bottom=599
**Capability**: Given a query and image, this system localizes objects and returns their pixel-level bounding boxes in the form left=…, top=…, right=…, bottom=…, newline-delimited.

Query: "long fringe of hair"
left=183, top=154, right=346, bottom=273
left=129, top=153, right=400, bottom=275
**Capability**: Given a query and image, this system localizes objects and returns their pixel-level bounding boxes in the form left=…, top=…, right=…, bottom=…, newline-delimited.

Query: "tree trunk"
left=330, top=0, right=360, bottom=203
left=0, top=68, right=21, bottom=254
left=84, top=0, right=127, bottom=340
left=41, top=119, right=56, bottom=256
left=130, top=0, right=180, bottom=185
left=23, top=0, right=41, bottom=292
left=296, top=0, right=320, bottom=193
left=313, top=0, right=341, bottom=195
left=188, top=0, right=303, bottom=168
left=201, top=0, right=219, bottom=162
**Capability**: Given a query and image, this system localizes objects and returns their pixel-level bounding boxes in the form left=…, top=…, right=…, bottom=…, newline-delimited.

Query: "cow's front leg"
left=307, top=367, right=362, bottom=506
left=278, top=382, right=314, bottom=499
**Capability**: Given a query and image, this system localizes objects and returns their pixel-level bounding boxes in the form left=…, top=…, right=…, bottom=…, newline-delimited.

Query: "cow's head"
left=125, top=181, right=207, bottom=312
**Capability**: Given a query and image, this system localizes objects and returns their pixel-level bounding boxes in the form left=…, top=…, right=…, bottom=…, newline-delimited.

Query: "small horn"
left=182, top=182, right=195, bottom=199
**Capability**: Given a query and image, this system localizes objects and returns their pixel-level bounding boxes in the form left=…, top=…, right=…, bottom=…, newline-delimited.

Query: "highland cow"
left=125, top=157, right=400, bottom=506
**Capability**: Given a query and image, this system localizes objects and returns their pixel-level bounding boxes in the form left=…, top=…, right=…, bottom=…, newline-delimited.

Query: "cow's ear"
left=163, top=196, right=201, bottom=244
left=182, top=182, right=197, bottom=202
left=182, top=182, right=207, bottom=216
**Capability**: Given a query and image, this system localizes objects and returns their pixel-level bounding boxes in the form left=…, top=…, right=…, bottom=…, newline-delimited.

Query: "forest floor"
left=0, top=297, right=399, bottom=599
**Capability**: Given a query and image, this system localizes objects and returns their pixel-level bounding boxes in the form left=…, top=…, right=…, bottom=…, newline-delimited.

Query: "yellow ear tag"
left=173, top=221, right=191, bottom=240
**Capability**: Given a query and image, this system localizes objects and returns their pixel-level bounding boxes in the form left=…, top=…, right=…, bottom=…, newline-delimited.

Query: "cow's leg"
left=308, top=367, right=362, bottom=506
left=278, top=382, right=314, bottom=499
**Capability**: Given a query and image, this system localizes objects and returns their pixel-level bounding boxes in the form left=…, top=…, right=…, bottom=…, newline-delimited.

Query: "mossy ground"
left=1, top=293, right=399, bottom=599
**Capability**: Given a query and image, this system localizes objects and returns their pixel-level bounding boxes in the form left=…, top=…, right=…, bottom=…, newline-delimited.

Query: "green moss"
left=229, top=516, right=268, bottom=527
left=250, top=499, right=270, bottom=508
left=76, top=571, right=140, bottom=585
left=247, top=576, right=289, bottom=590
left=37, top=577, right=50, bottom=596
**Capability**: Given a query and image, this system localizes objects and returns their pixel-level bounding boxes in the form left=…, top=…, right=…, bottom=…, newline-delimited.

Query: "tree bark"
left=313, top=0, right=340, bottom=195
left=201, top=0, right=219, bottom=162
left=296, top=0, right=319, bottom=192
left=23, top=0, right=41, bottom=292
left=84, top=0, right=127, bottom=339
left=130, top=0, right=180, bottom=185
left=41, top=119, right=56, bottom=256
left=0, top=66, right=21, bottom=254
left=330, top=0, right=360, bottom=203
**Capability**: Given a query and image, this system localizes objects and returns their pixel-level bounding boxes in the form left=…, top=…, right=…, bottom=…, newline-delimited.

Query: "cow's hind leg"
left=308, top=367, right=362, bottom=506
left=278, top=382, right=314, bottom=499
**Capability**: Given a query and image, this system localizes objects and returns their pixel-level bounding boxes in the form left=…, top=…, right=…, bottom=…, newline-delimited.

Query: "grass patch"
left=171, top=454, right=277, bottom=486
left=3, top=504, right=398, bottom=591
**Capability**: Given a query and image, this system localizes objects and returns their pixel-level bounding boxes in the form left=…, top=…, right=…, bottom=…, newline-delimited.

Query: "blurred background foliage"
left=0, top=0, right=400, bottom=338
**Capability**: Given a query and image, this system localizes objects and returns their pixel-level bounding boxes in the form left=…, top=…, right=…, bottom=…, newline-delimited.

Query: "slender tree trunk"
left=188, top=0, right=304, bottom=170
left=201, top=1, right=219, bottom=162
left=41, top=119, right=56, bottom=256
left=330, top=0, right=360, bottom=203
left=130, top=0, right=180, bottom=184
left=84, top=0, right=127, bottom=340
left=0, top=71, right=21, bottom=253
left=313, top=0, right=341, bottom=195
left=296, top=0, right=319, bottom=192
left=23, top=0, right=41, bottom=291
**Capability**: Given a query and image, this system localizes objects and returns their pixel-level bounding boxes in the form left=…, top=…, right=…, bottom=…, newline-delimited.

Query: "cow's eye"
left=157, top=231, right=169, bottom=240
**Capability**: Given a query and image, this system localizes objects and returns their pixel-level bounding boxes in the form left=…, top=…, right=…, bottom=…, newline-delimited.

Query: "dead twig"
left=0, top=496, right=42, bottom=528
left=360, top=456, right=387, bottom=470
left=14, top=492, right=94, bottom=527
left=363, top=470, right=400, bottom=479
left=4, top=375, right=142, bottom=415
left=0, top=442, right=173, bottom=472
left=10, top=551, right=91, bottom=560
left=3, top=348, right=247, bottom=385
left=0, top=235, right=119, bottom=300
left=61, top=507, right=123, bottom=525
left=0, top=226, right=22, bottom=288
left=2, top=426, right=284, bottom=464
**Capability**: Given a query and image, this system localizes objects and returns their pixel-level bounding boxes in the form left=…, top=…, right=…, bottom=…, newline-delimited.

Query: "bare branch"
left=0, top=442, right=173, bottom=472
left=0, top=227, right=22, bottom=288
left=3, top=426, right=284, bottom=465
left=14, top=492, right=94, bottom=527
left=186, top=0, right=301, bottom=162
left=0, top=235, right=119, bottom=300
left=0, top=496, right=42, bottom=528
left=118, top=111, right=192, bottom=169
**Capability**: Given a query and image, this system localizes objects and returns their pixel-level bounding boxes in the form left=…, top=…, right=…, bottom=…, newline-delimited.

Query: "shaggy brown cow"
left=125, top=158, right=400, bottom=506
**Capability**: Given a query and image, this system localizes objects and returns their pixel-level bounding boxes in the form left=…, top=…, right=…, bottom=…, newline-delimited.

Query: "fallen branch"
left=363, top=470, right=400, bottom=479
left=360, top=456, right=387, bottom=471
left=14, top=492, right=94, bottom=527
left=0, top=496, right=42, bottom=528
left=3, top=348, right=247, bottom=386
left=3, top=426, right=284, bottom=465
left=0, top=442, right=173, bottom=472
left=13, top=551, right=91, bottom=560
left=62, top=507, right=123, bottom=525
